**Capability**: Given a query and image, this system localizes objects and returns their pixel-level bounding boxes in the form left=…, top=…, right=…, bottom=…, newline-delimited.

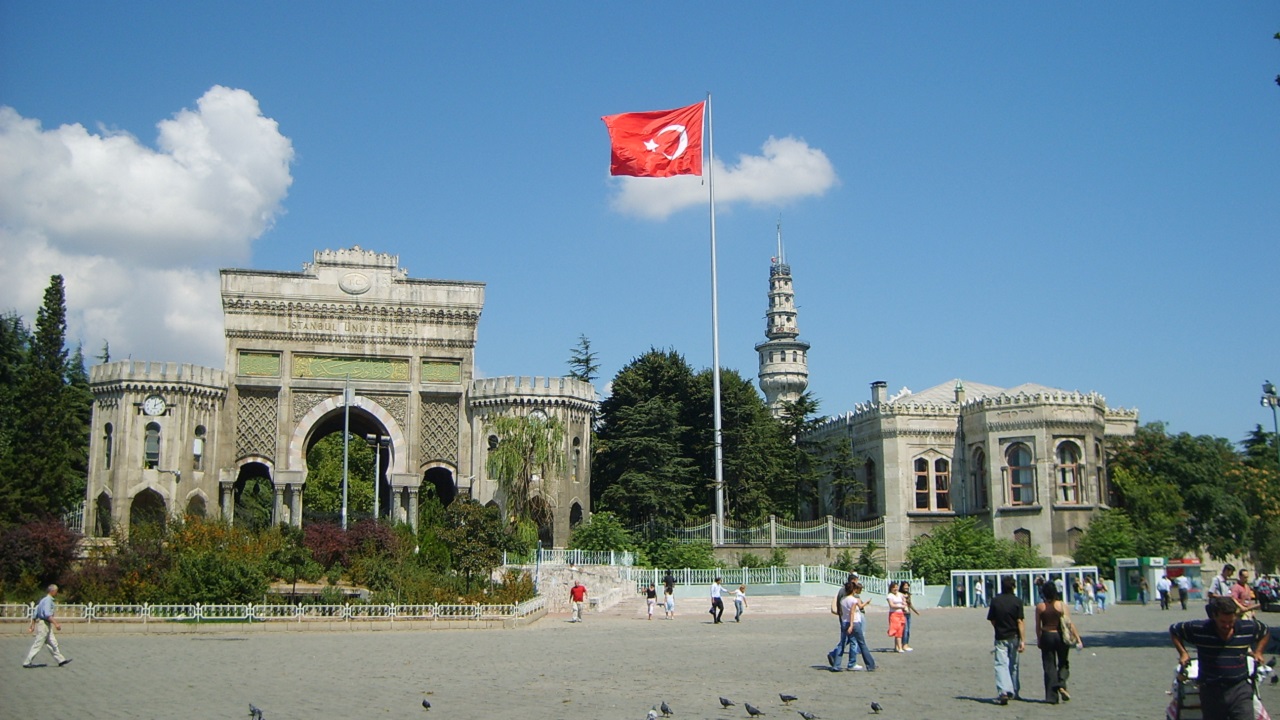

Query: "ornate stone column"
left=407, top=487, right=420, bottom=532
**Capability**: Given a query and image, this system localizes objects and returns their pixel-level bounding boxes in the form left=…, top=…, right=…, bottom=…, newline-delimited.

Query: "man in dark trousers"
left=987, top=577, right=1024, bottom=705
left=1170, top=596, right=1270, bottom=719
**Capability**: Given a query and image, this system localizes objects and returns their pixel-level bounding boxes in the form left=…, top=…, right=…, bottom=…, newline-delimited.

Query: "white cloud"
left=0, top=86, right=293, bottom=367
left=609, top=136, right=838, bottom=220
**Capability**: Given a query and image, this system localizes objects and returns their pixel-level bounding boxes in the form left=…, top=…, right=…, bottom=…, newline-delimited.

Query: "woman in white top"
left=734, top=585, right=747, bottom=622
left=886, top=582, right=907, bottom=652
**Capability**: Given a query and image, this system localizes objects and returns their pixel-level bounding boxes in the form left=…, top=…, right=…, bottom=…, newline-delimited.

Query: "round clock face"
left=142, top=395, right=166, bottom=416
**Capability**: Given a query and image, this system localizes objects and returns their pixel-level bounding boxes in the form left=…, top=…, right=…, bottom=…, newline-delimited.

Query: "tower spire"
left=755, top=225, right=810, bottom=416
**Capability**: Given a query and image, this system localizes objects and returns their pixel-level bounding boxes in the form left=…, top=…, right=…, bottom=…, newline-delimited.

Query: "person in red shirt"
left=569, top=582, right=588, bottom=623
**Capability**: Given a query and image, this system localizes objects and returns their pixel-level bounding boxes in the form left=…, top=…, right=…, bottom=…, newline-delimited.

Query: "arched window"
left=1004, top=443, right=1035, bottom=506
left=193, top=425, right=206, bottom=471
left=934, top=458, right=951, bottom=510
left=913, top=455, right=952, bottom=512
left=144, top=422, right=161, bottom=469
left=1056, top=441, right=1082, bottom=504
left=1067, top=527, right=1084, bottom=553
left=571, top=437, right=581, bottom=483
left=971, top=448, right=989, bottom=509
left=1013, top=528, right=1031, bottom=547
left=104, top=423, right=114, bottom=469
left=914, top=458, right=930, bottom=510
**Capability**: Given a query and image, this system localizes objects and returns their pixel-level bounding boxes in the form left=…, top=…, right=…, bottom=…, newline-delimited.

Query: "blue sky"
left=1, top=2, right=1277, bottom=443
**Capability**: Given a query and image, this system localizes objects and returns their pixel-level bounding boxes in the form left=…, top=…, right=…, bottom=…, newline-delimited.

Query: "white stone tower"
left=755, top=223, right=810, bottom=415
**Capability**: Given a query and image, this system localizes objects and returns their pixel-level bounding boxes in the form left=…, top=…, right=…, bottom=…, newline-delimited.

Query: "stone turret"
left=755, top=230, right=810, bottom=415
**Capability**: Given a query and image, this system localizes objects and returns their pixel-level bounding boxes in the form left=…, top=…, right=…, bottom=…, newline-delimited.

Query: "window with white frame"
left=913, top=455, right=952, bottom=512
left=935, top=458, right=951, bottom=510
left=1055, top=441, right=1082, bottom=504
left=1004, top=443, right=1035, bottom=506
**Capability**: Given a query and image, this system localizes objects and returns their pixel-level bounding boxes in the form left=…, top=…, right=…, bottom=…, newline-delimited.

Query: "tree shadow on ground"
left=1081, top=629, right=1171, bottom=649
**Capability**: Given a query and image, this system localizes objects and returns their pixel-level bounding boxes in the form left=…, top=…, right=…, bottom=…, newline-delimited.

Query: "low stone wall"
left=523, top=564, right=638, bottom=614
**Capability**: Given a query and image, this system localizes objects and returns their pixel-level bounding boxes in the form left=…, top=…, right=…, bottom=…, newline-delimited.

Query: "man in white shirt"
left=1156, top=574, right=1173, bottom=610
left=709, top=578, right=725, bottom=624
left=1175, top=574, right=1191, bottom=610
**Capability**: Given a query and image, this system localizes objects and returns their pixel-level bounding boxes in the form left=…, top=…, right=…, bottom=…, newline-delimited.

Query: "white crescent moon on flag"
left=648, top=124, right=688, bottom=160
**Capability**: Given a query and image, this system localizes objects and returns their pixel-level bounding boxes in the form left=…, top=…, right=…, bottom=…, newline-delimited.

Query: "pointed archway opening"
left=300, top=406, right=393, bottom=526
left=95, top=492, right=113, bottom=537
left=421, top=467, right=457, bottom=508
left=234, top=462, right=274, bottom=531
left=130, top=488, right=167, bottom=529
left=186, top=495, right=207, bottom=518
left=528, top=495, right=553, bottom=547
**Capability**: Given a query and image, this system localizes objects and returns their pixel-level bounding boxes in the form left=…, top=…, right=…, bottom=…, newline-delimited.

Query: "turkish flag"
left=602, top=102, right=705, bottom=178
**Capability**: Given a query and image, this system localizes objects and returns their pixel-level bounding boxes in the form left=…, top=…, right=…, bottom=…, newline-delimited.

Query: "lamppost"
left=1262, top=381, right=1280, bottom=470
left=365, top=434, right=390, bottom=520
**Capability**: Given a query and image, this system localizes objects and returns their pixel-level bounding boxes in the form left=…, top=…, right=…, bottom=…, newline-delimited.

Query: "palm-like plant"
left=484, top=412, right=566, bottom=526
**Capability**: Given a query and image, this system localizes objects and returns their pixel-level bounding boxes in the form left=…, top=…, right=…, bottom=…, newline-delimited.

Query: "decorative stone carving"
left=420, top=396, right=459, bottom=464
left=366, top=393, right=408, bottom=429
left=236, top=390, right=278, bottom=460
left=292, top=391, right=329, bottom=422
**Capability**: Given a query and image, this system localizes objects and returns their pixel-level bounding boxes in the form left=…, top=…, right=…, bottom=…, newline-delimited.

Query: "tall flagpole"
left=342, top=373, right=350, bottom=530
left=706, top=93, right=726, bottom=546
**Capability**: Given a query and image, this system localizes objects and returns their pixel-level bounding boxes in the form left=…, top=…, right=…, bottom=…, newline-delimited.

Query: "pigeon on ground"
left=745, top=703, right=766, bottom=717
left=661, top=700, right=673, bottom=716
left=797, top=712, right=819, bottom=720
left=871, top=701, right=883, bottom=714
left=648, top=707, right=660, bottom=720
left=422, top=699, right=431, bottom=710
left=1269, top=657, right=1277, bottom=668
left=720, top=697, right=736, bottom=708
left=249, top=704, right=263, bottom=720
left=779, top=694, right=797, bottom=705
left=1271, top=674, right=1278, bottom=686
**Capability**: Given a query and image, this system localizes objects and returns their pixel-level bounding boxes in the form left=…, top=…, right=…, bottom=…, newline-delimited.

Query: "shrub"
left=644, top=539, right=719, bottom=569
left=0, top=519, right=82, bottom=594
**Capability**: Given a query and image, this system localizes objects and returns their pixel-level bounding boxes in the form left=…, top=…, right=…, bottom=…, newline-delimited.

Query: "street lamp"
left=1262, top=381, right=1280, bottom=470
left=365, top=434, right=390, bottom=520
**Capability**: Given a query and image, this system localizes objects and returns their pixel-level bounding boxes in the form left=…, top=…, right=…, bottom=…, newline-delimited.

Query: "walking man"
left=569, top=581, right=587, bottom=623
left=1170, top=596, right=1270, bottom=719
left=1176, top=574, right=1191, bottom=610
left=1157, top=574, right=1172, bottom=610
left=709, top=577, right=725, bottom=624
left=987, top=577, right=1024, bottom=704
left=23, top=584, right=70, bottom=669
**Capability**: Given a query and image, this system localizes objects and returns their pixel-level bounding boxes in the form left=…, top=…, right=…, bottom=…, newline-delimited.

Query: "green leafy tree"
left=568, top=511, right=636, bottom=552
left=1072, top=509, right=1138, bottom=579
left=903, top=517, right=1045, bottom=585
left=485, top=413, right=565, bottom=528
left=0, top=313, right=29, bottom=487
left=594, top=349, right=702, bottom=526
left=643, top=538, right=719, bottom=569
left=854, top=541, right=886, bottom=577
left=437, top=500, right=508, bottom=591
left=566, top=334, right=599, bottom=384
left=304, top=432, right=375, bottom=518
left=1108, top=466, right=1182, bottom=556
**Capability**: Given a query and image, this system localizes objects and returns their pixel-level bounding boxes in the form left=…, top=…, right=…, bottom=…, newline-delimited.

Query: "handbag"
left=1058, top=615, right=1075, bottom=645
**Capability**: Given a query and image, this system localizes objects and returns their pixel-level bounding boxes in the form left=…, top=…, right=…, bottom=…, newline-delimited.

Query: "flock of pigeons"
left=244, top=686, right=880, bottom=712
left=644, top=694, right=882, bottom=718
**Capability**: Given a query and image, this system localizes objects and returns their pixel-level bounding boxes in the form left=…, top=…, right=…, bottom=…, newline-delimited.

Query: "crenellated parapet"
left=469, top=376, right=597, bottom=416
left=90, top=361, right=229, bottom=400
left=304, top=246, right=406, bottom=276
left=961, top=389, right=1107, bottom=412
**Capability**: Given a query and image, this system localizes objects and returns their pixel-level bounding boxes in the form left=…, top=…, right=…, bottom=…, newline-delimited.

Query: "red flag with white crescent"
left=601, top=102, right=705, bottom=178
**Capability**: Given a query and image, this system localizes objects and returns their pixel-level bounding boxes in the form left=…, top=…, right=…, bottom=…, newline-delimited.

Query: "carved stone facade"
left=806, top=379, right=1139, bottom=568
left=84, top=248, right=594, bottom=546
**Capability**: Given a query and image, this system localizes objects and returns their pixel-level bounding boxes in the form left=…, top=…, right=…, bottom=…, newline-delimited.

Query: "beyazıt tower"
left=755, top=224, right=810, bottom=416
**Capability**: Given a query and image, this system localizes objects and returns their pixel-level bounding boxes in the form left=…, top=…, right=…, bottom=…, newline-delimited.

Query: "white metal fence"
left=621, top=565, right=922, bottom=598
left=0, top=596, right=546, bottom=624
left=503, top=548, right=636, bottom=566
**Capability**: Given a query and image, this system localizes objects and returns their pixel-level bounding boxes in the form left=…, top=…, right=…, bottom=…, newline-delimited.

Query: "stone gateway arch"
left=84, top=248, right=594, bottom=546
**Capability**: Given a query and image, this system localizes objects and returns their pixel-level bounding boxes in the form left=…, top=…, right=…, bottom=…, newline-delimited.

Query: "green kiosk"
left=1114, top=557, right=1166, bottom=604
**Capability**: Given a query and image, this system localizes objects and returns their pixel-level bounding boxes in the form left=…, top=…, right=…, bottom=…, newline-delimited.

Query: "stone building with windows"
left=84, top=247, right=594, bottom=546
left=805, top=380, right=1138, bottom=568
left=757, top=256, right=1138, bottom=568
